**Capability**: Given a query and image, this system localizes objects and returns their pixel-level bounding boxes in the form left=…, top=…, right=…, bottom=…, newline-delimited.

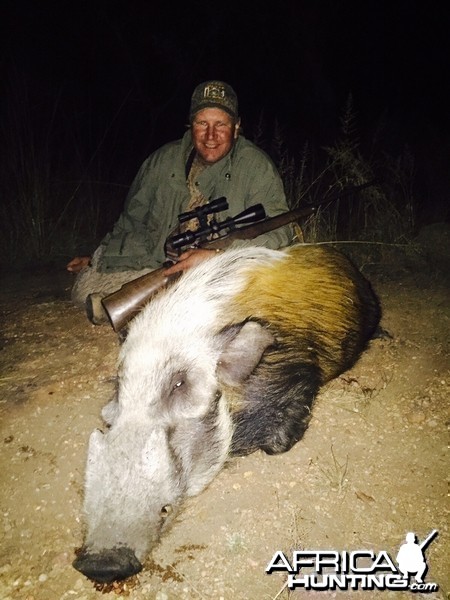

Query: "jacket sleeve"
left=98, top=155, right=166, bottom=271
left=227, top=142, right=294, bottom=250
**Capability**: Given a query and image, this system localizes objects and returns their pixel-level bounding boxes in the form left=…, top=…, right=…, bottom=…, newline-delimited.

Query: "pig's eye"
left=168, top=371, right=189, bottom=400
left=160, top=505, right=172, bottom=519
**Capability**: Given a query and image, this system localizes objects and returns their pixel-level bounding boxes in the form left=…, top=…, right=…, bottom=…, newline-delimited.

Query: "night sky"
left=2, top=0, right=449, bottom=221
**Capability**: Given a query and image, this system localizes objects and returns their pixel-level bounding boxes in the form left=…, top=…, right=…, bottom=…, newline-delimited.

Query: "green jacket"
left=99, top=130, right=293, bottom=272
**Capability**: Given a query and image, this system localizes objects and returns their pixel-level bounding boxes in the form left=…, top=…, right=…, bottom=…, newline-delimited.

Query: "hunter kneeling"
left=66, top=80, right=293, bottom=324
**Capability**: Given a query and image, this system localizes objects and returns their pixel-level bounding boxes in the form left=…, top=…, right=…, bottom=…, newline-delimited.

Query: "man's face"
left=191, top=108, right=240, bottom=164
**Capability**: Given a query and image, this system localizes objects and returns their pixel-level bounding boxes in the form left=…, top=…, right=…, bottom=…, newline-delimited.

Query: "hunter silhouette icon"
left=396, top=530, right=438, bottom=583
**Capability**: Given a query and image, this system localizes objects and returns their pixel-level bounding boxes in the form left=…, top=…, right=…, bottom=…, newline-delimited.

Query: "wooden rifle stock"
left=101, top=267, right=182, bottom=331
left=102, top=181, right=376, bottom=331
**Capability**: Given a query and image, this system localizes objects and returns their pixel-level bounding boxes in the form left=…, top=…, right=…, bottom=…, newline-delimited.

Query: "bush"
left=276, top=96, right=417, bottom=244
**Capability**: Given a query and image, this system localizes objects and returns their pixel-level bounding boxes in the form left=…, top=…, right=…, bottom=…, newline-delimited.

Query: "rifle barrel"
left=206, top=180, right=376, bottom=249
left=419, top=529, right=438, bottom=551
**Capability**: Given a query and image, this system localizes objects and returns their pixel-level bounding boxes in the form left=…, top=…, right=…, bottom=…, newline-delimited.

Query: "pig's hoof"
left=73, top=546, right=142, bottom=583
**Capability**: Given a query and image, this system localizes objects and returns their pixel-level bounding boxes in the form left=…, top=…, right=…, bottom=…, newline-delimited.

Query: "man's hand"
left=163, top=248, right=219, bottom=276
left=66, top=256, right=91, bottom=273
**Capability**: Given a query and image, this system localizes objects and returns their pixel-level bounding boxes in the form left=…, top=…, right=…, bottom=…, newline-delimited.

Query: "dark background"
left=1, top=0, right=449, bottom=246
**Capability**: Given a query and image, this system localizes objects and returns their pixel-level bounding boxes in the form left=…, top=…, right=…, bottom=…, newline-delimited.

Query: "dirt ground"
left=0, top=228, right=449, bottom=600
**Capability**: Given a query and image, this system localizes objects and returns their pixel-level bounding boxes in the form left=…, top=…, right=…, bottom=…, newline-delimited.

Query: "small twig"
left=272, top=579, right=289, bottom=599
left=172, top=566, right=208, bottom=600
left=299, top=240, right=413, bottom=248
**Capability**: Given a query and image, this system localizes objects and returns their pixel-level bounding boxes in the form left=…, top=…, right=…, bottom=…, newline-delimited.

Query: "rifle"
left=419, top=529, right=438, bottom=552
left=101, top=181, right=375, bottom=331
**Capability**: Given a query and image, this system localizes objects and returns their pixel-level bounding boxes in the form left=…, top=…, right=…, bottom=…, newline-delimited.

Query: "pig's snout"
left=73, top=546, right=142, bottom=583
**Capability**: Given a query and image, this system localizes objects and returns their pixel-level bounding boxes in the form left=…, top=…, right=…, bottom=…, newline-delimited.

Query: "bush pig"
left=73, top=244, right=381, bottom=583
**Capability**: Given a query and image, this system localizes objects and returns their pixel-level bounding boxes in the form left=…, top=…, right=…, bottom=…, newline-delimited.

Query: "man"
left=68, top=80, right=293, bottom=322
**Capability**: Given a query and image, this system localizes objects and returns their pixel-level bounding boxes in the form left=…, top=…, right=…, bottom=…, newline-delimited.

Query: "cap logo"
left=203, top=84, right=226, bottom=100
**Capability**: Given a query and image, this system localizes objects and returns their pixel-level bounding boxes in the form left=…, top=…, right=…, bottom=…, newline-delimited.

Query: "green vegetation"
left=266, top=96, right=417, bottom=245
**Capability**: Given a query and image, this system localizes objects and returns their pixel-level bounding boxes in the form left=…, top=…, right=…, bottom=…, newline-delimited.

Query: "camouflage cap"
left=189, top=80, right=239, bottom=120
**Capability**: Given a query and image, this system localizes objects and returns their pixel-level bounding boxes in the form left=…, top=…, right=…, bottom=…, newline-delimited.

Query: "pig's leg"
left=230, top=362, right=319, bottom=456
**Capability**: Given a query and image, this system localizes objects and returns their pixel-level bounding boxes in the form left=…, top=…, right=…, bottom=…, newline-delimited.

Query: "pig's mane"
left=129, top=246, right=284, bottom=337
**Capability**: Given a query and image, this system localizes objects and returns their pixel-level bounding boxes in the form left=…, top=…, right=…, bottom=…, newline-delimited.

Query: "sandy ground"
left=0, top=230, right=449, bottom=600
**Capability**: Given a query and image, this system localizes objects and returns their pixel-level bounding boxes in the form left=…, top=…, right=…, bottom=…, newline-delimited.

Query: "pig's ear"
left=216, top=320, right=275, bottom=385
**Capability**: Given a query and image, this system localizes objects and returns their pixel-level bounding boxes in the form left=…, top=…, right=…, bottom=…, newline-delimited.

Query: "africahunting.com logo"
left=266, top=530, right=439, bottom=593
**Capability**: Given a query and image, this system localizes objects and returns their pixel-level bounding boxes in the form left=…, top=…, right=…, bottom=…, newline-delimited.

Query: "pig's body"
left=74, top=244, right=381, bottom=583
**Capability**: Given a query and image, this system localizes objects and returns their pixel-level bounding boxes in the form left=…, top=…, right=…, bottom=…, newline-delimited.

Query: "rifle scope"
left=168, top=204, right=266, bottom=250
left=178, top=196, right=229, bottom=224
